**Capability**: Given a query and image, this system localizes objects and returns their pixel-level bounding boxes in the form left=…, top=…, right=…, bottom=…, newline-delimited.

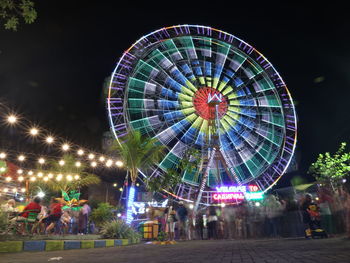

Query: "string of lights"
left=0, top=101, right=124, bottom=169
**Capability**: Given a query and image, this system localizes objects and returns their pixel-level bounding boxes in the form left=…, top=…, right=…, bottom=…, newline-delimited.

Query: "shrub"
left=90, top=203, right=114, bottom=226
left=100, top=220, right=141, bottom=242
left=0, top=208, right=9, bottom=234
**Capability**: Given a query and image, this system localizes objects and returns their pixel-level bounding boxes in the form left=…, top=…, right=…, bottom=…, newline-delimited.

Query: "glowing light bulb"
left=5, top=177, right=11, bottom=182
left=37, top=191, right=45, bottom=198
left=48, top=173, right=53, bottom=179
left=88, top=153, right=95, bottom=159
left=12, top=188, right=17, bottom=193
left=3, top=188, right=8, bottom=193
left=106, top=159, right=113, bottom=167
left=0, top=167, right=5, bottom=172
left=91, top=161, right=97, bottom=167
left=136, top=183, right=140, bottom=187
left=18, top=155, right=25, bottom=162
left=28, top=170, right=33, bottom=176
left=56, top=174, right=62, bottom=181
left=43, top=177, right=48, bottom=182
left=116, top=160, right=123, bottom=167
left=38, top=158, right=45, bottom=164
left=75, top=161, right=81, bottom=167
left=59, top=160, right=65, bottom=166
left=18, top=176, right=24, bottom=182
left=17, top=169, right=23, bottom=174
left=7, top=115, right=17, bottom=124
left=0, top=152, right=6, bottom=159
left=77, top=149, right=84, bottom=156
left=66, top=175, right=73, bottom=181
left=62, top=144, right=70, bottom=151
left=29, top=128, right=39, bottom=136
left=21, top=188, right=26, bottom=193
left=30, top=176, right=36, bottom=182
left=37, top=172, right=43, bottom=177
left=46, top=136, right=54, bottom=144
left=113, top=183, right=117, bottom=187
left=119, top=187, right=123, bottom=192
left=99, top=156, right=105, bottom=162
left=74, top=174, right=80, bottom=180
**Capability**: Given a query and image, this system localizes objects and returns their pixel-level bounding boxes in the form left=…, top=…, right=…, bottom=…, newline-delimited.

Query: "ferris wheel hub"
left=193, top=87, right=228, bottom=120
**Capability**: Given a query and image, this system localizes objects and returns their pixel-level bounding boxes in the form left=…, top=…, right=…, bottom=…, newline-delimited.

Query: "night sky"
left=0, top=1, right=349, bottom=185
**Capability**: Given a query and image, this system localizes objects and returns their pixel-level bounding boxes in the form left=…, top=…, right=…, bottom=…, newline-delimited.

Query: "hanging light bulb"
left=59, top=160, right=65, bottom=166
left=37, top=172, right=43, bottom=178
left=75, top=161, right=81, bottom=167
left=0, top=152, right=7, bottom=159
left=56, top=174, right=63, bottom=181
left=3, top=188, right=9, bottom=193
left=29, top=127, right=39, bottom=136
left=99, top=156, right=105, bottom=162
left=0, top=167, right=6, bottom=172
left=38, top=158, right=45, bottom=164
left=12, top=188, right=17, bottom=193
left=62, top=143, right=70, bottom=151
left=21, top=188, right=26, bottom=193
left=46, top=136, right=54, bottom=144
left=30, top=176, right=36, bottom=182
left=88, top=153, right=95, bottom=159
left=43, top=177, right=49, bottom=182
left=17, top=169, right=23, bottom=174
left=18, top=155, right=26, bottom=162
left=7, top=115, right=17, bottom=124
left=18, top=176, right=24, bottom=182
left=91, top=161, right=97, bottom=167
left=106, top=159, right=113, bottom=167
left=28, top=171, right=33, bottom=176
left=48, top=173, right=53, bottom=179
left=74, top=174, right=80, bottom=180
left=66, top=175, right=73, bottom=181
left=77, top=149, right=84, bottom=156
left=115, top=160, right=123, bottom=167
left=5, top=177, right=12, bottom=182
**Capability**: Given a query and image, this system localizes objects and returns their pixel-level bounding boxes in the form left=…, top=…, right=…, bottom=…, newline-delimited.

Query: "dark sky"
left=0, top=1, right=349, bottom=182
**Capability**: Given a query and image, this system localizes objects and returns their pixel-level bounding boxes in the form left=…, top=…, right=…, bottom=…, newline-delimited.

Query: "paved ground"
left=1, top=237, right=350, bottom=263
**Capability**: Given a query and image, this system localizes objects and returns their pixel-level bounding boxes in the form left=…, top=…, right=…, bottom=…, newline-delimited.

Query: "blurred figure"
left=318, top=187, right=334, bottom=236
left=1, top=199, right=17, bottom=213
left=207, top=206, right=218, bottom=239
left=176, top=201, right=188, bottom=240
left=165, top=206, right=177, bottom=241
left=42, top=198, right=62, bottom=234
left=195, top=212, right=204, bottom=240
left=265, top=195, right=282, bottom=237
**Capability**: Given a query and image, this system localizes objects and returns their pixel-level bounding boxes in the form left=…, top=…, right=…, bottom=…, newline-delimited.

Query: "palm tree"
left=110, top=130, right=165, bottom=223
left=111, top=130, right=165, bottom=187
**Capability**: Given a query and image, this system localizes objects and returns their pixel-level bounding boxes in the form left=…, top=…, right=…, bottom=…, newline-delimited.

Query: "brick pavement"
left=1, top=237, right=350, bottom=263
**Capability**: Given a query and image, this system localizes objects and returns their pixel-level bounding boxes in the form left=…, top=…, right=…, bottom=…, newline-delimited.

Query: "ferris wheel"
left=107, top=25, right=297, bottom=204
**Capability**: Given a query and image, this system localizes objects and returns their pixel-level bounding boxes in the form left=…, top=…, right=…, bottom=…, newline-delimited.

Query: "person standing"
left=43, top=198, right=62, bottom=234
left=176, top=201, right=188, bottom=240
left=79, top=202, right=91, bottom=234
left=207, top=206, right=218, bottom=239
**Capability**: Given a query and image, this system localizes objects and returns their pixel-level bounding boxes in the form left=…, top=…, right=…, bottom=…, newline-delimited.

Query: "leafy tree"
left=90, top=202, right=115, bottom=226
left=30, top=154, right=100, bottom=197
left=0, top=0, right=37, bottom=31
left=308, top=142, right=350, bottom=181
left=110, top=130, right=165, bottom=187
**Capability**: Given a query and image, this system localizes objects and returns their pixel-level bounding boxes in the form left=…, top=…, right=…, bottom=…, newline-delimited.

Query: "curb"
left=0, top=238, right=138, bottom=253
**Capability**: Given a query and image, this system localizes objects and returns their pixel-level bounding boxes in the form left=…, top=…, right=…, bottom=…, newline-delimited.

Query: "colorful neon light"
left=126, top=186, right=135, bottom=224
left=213, top=192, right=245, bottom=201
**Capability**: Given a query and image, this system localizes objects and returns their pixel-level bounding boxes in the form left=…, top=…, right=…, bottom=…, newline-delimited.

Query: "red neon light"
left=212, top=192, right=245, bottom=201
left=248, top=185, right=259, bottom=192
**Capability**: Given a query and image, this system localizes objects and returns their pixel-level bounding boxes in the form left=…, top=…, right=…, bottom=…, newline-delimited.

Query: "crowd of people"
left=157, top=185, right=350, bottom=241
left=1, top=197, right=92, bottom=235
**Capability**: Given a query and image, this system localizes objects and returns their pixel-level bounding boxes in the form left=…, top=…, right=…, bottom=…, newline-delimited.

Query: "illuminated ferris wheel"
left=107, top=25, right=297, bottom=205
